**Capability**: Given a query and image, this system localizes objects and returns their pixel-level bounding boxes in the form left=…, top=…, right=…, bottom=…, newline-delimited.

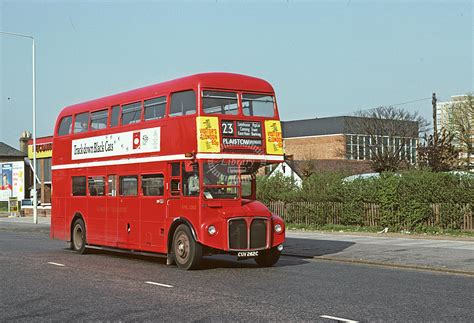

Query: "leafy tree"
left=449, top=94, right=474, bottom=170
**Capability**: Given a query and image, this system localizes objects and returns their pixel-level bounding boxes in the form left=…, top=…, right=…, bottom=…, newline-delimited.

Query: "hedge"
left=257, top=170, right=474, bottom=231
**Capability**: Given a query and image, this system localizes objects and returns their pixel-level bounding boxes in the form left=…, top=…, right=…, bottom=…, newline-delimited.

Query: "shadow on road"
left=283, top=238, right=354, bottom=258
left=80, top=247, right=308, bottom=270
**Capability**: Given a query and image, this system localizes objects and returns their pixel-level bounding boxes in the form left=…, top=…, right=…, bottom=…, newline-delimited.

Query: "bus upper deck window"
left=170, top=90, right=196, bottom=117
left=90, top=109, right=108, bottom=130
left=242, top=94, right=275, bottom=117
left=144, top=96, right=166, bottom=121
left=122, top=102, right=142, bottom=125
left=57, top=116, right=72, bottom=136
left=202, top=91, right=238, bottom=115
left=110, top=105, right=120, bottom=127
left=74, top=112, right=90, bottom=134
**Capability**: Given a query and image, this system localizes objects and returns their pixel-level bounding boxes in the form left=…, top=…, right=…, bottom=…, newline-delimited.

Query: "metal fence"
left=266, top=201, right=474, bottom=231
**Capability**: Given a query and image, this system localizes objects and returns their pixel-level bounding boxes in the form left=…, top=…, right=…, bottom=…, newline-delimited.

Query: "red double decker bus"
left=51, top=73, right=285, bottom=269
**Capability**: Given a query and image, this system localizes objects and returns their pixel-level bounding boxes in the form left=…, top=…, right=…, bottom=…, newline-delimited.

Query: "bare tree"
left=417, top=128, right=460, bottom=172
left=449, top=95, right=474, bottom=170
left=349, top=106, right=428, bottom=172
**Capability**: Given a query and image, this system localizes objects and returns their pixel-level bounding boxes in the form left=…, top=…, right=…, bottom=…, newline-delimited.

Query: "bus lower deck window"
left=72, top=176, right=86, bottom=196
left=141, top=174, right=164, bottom=196
left=88, top=176, right=105, bottom=196
left=120, top=176, right=138, bottom=196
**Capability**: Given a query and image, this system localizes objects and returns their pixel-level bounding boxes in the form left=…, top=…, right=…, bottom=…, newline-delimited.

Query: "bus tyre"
left=172, top=224, right=202, bottom=270
left=71, top=218, right=87, bottom=254
left=255, top=247, right=281, bottom=267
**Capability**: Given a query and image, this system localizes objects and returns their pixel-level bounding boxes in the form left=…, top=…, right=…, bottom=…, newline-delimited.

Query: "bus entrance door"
left=166, top=162, right=182, bottom=223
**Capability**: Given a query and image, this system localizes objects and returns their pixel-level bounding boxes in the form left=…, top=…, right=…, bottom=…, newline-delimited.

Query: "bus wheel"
left=71, top=218, right=87, bottom=254
left=172, top=224, right=202, bottom=270
left=254, top=247, right=281, bottom=267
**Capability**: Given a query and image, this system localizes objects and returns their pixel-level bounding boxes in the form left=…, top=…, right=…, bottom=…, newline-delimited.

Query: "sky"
left=0, top=0, right=472, bottom=148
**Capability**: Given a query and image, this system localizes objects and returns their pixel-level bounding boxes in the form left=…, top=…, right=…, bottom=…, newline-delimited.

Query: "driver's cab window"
left=183, top=162, right=199, bottom=196
left=241, top=174, right=254, bottom=199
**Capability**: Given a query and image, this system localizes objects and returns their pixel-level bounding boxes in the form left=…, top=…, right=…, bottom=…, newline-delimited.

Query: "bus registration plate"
left=237, top=251, right=259, bottom=258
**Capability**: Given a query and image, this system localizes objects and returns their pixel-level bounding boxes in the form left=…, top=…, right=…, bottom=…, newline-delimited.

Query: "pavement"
left=1, top=215, right=473, bottom=275
left=284, top=231, right=474, bottom=275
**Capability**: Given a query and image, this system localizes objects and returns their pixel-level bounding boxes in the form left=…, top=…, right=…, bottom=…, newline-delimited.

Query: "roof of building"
left=282, top=116, right=418, bottom=138
left=0, top=142, right=26, bottom=158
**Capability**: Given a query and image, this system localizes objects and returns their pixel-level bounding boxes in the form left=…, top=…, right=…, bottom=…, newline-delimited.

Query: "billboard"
left=28, top=141, right=53, bottom=159
left=0, top=162, right=25, bottom=201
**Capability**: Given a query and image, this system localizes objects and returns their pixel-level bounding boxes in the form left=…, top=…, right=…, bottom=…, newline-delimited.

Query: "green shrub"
left=258, top=170, right=474, bottom=231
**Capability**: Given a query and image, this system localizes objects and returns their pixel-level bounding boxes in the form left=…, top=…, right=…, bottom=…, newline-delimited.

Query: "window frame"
left=169, top=89, right=197, bottom=117
left=89, top=108, right=109, bottom=132
left=73, top=112, right=91, bottom=134
left=144, top=95, right=168, bottom=121
left=72, top=176, right=87, bottom=196
left=119, top=175, right=139, bottom=196
left=121, top=101, right=143, bottom=125
left=141, top=173, right=165, bottom=196
left=201, top=90, right=239, bottom=116
left=110, top=105, right=121, bottom=128
left=88, top=176, right=106, bottom=196
left=57, top=115, right=73, bottom=136
left=241, top=92, right=276, bottom=118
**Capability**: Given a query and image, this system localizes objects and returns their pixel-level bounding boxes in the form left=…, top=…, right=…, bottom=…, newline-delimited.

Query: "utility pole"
left=432, top=93, right=437, bottom=145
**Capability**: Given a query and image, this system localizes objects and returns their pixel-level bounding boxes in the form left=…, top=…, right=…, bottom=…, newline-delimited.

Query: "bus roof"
left=58, top=72, right=275, bottom=118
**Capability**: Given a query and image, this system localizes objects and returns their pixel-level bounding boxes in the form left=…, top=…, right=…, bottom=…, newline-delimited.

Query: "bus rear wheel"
left=255, top=247, right=281, bottom=267
left=172, top=224, right=202, bottom=270
left=71, top=218, right=87, bottom=254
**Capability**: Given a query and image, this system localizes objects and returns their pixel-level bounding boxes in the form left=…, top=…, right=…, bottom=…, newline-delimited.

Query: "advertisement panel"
left=0, top=162, right=25, bottom=201
left=196, top=116, right=221, bottom=153
left=71, top=127, right=161, bottom=160
left=264, top=120, right=284, bottom=155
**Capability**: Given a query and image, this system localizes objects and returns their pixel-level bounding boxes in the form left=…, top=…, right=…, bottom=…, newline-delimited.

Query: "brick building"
left=281, top=116, right=419, bottom=174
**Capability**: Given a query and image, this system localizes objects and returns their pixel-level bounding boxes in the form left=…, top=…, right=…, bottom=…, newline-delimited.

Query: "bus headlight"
left=208, top=225, right=217, bottom=236
left=274, top=224, right=282, bottom=233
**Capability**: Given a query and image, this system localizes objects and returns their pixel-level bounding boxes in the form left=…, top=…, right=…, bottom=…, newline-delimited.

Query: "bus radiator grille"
left=250, top=219, right=267, bottom=249
left=229, top=219, right=248, bottom=249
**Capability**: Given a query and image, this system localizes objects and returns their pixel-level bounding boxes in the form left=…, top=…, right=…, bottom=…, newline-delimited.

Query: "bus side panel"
left=51, top=171, right=67, bottom=240
left=139, top=162, right=167, bottom=254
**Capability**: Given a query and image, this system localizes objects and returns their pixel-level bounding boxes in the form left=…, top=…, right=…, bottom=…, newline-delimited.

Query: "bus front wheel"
left=255, top=247, right=281, bottom=267
left=71, top=218, right=87, bottom=254
left=172, top=224, right=202, bottom=270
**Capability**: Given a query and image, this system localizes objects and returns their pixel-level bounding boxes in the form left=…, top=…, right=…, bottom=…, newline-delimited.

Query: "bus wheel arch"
left=70, top=213, right=87, bottom=254
left=167, top=218, right=201, bottom=270
left=167, top=217, right=198, bottom=254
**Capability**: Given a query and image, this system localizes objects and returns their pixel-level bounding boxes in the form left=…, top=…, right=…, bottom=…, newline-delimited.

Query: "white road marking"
left=47, top=262, right=65, bottom=267
left=320, top=315, right=358, bottom=323
left=145, top=281, right=173, bottom=288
